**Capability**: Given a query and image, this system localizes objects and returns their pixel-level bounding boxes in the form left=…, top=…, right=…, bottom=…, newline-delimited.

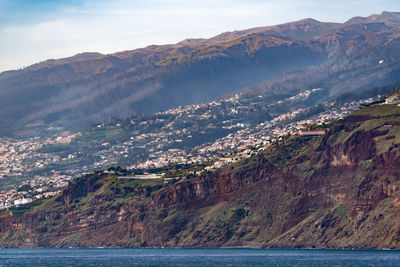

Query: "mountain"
left=1, top=12, right=400, bottom=137
left=345, top=11, right=400, bottom=27
left=1, top=103, right=400, bottom=248
left=0, top=35, right=324, bottom=137
left=243, top=21, right=400, bottom=97
left=207, top=18, right=341, bottom=42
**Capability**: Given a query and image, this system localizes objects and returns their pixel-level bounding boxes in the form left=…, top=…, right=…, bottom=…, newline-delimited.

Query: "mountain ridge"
left=1, top=12, right=400, bottom=137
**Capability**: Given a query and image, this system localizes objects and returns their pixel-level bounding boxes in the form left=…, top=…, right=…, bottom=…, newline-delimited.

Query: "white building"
left=14, top=198, right=33, bottom=206
left=385, top=96, right=400, bottom=104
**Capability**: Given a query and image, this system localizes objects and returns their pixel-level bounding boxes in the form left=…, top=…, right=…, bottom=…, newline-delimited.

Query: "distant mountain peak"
left=294, top=18, right=322, bottom=24
left=345, top=11, right=400, bottom=27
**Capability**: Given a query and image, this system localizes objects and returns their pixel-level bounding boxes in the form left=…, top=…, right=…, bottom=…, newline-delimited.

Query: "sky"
left=0, top=0, right=399, bottom=72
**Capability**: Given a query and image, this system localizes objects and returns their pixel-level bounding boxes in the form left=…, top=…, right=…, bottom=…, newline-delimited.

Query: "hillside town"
left=131, top=96, right=372, bottom=170
left=0, top=89, right=392, bottom=209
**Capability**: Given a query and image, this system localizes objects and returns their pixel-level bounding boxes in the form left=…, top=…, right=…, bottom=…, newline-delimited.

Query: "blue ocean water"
left=0, top=248, right=400, bottom=266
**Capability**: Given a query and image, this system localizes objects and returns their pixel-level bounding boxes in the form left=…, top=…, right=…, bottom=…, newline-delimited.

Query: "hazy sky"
left=0, top=0, right=399, bottom=72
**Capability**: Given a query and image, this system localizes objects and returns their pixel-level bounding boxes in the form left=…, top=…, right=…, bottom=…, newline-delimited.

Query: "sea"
left=0, top=248, right=400, bottom=266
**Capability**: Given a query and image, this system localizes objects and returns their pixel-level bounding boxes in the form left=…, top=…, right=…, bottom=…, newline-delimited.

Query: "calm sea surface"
left=0, top=248, right=400, bottom=266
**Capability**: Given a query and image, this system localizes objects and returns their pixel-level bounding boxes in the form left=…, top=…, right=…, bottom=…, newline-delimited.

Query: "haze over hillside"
left=1, top=11, right=400, bottom=137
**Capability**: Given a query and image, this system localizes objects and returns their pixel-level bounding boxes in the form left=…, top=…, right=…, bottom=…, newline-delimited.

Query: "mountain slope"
left=345, top=11, right=400, bottom=27
left=1, top=104, right=400, bottom=248
left=0, top=34, right=326, bottom=136
left=1, top=12, right=400, bottom=137
left=243, top=22, right=400, bottom=98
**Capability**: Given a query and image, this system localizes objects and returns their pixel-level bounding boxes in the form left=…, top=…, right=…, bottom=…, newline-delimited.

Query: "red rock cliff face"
left=148, top=156, right=280, bottom=210
left=267, top=107, right=400, bottom=248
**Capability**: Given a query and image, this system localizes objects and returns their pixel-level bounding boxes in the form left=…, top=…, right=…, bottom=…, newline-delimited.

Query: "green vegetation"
left=76, top=126, right=130, bottom=145
left=38, top=143, right=72, bottom=153
left=352, top=104, right=400, bottom=117
left=335, top=204, right=347, bottom=218
left=8, top=199, right=44, bottom=215
left=161, top=211, right=189, bottom=236
left=263, top=135, right=320, bottom=168
left=121, top=179, right=164, bottom=187
left=330, top=105, right=400, bottom=155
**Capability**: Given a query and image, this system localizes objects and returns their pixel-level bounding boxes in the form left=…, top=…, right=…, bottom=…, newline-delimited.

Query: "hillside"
left=3, top=82, right=395, bottom=192
left=1, top=12, right=400, bottom=137
left=1, top=104, right=400, bottom=248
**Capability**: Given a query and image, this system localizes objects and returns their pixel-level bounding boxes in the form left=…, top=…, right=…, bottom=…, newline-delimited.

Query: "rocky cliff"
left=1, top=104, right=400, bottom=248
